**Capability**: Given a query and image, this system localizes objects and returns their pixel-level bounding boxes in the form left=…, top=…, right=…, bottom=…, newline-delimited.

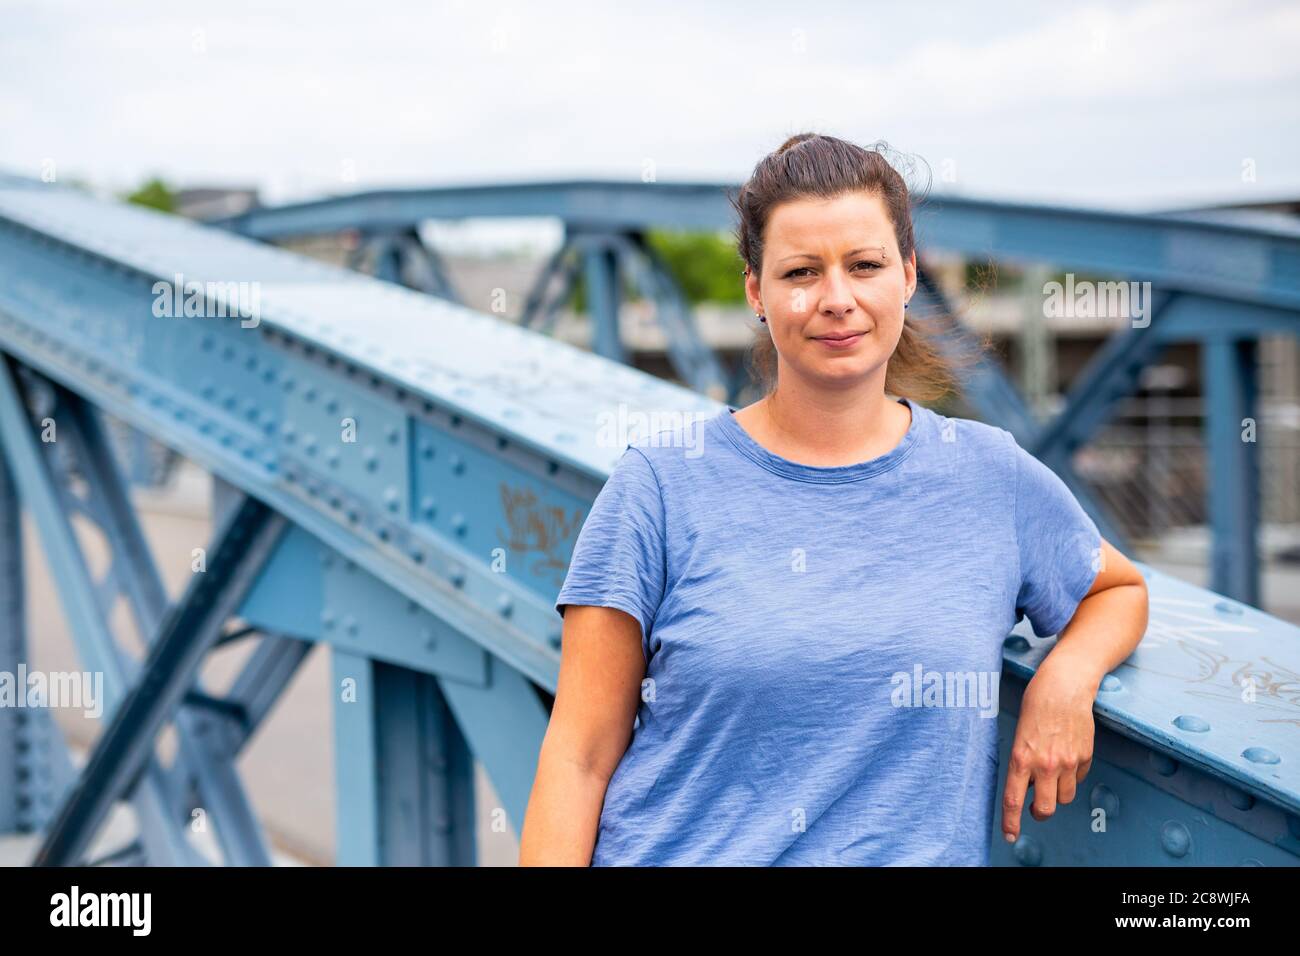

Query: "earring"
left=755, top=312, right=766, bottom=323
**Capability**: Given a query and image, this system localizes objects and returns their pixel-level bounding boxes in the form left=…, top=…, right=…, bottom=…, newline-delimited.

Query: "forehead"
left=765, top=190, right=895, bottom=253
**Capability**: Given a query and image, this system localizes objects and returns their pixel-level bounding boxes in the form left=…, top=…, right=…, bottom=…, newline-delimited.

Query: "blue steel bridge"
left=0, top=175, right=1296, bottom=866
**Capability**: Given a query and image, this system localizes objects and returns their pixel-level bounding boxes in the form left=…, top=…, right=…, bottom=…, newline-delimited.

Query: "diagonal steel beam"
left=0, top=353, right=206, bottom=865
left=33, top=492, right=287, bottom=865
left=1030, top=292, right=1177, bottom=462
left=173, top=633, right=315, bottom=778
left=624, top=231, right=730, bottom=401
left=44, top=378, right=277, bottom=865
left=519, top=239, right=577, bottom=330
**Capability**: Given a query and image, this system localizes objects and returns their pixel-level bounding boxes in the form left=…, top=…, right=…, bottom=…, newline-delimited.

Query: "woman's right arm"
left=518, top=603, right=647, bottom=866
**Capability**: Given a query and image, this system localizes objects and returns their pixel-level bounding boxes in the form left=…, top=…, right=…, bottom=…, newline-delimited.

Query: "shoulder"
left=917, top=402, right=1016, bottom=464
left=622, top=409, right=713, bottom=478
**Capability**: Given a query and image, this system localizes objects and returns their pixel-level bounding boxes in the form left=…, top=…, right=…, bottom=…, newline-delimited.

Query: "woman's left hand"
left=1000, top=655, right=1099, bottom=844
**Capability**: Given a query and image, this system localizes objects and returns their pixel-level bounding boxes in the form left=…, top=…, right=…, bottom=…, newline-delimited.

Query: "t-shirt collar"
left=715, top=396, right=923, bottom=484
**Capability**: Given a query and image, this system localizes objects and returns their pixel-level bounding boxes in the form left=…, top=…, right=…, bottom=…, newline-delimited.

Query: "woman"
left=519, top=133, right=1149, bottom=866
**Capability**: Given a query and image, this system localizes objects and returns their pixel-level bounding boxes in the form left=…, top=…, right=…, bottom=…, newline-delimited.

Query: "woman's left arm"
left=1000, top=537, right=1149, bottom=844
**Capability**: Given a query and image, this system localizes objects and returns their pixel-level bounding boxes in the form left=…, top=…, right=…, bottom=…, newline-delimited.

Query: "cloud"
left=0, top=0, right=1295, bottom=208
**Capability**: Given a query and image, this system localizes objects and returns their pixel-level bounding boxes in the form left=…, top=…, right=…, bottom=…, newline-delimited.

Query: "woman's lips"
left=813, top=331, right=866, bottom=350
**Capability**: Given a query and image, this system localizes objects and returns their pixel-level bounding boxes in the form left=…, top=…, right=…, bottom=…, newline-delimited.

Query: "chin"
left=809, top=359, right=881, bottom=383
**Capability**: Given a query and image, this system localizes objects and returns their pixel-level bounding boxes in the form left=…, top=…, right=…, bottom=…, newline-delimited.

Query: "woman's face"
left=746, top=189, right=916, bottom=389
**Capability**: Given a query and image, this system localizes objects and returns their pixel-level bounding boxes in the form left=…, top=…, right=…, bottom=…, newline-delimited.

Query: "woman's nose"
left=819, top=267, right=855, bottom=314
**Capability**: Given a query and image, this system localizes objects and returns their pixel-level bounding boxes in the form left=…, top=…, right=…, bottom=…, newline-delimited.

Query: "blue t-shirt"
left=553, top=396, right=1101, bottom=866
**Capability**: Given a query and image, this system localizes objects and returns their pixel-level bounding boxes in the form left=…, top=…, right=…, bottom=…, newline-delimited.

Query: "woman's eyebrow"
left=777, top=245, right=888, bottom=264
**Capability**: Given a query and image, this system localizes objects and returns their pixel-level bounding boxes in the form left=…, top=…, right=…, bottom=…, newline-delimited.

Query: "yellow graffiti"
left=498, top=483, right=585, bottom=585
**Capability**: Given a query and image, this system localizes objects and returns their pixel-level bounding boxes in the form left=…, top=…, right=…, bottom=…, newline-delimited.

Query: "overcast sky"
left=2, top=0, right=1297, bottom=249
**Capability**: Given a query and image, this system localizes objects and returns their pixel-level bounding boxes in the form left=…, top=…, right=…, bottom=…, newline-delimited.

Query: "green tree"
left=644, top=228, right=747, bottom=305
left=570, top=228, right=746, bottom=312
left=124, top=177, right=175, bottom=213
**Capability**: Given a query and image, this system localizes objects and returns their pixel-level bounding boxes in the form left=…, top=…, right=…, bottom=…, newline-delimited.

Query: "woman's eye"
left=780, top=260, right=883, bottom=278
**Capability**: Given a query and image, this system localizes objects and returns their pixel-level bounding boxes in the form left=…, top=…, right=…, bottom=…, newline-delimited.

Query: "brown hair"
left=729, top=132, right=982, bottom=405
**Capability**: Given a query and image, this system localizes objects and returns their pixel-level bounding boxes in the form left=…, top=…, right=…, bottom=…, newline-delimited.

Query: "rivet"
left=1160, top=821, right=1191, bottom=858
left=1223, top=786, right=1254, bottom=812
left=1012, top=835, right=1042, bottom=867
left=1172, top=714, right=1210, bottom=733
left=1147, top=753, right=1179, bottom=777
left=1242, top=746, right=1280, bottom=765
left=1089, top=784, right=1119, bottom=819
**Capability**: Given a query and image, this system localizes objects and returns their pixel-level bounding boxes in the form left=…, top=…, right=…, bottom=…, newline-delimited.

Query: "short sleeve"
left=554, top=446, right=667, bottom=647
left=1008, top=434, right=1103, bottom=638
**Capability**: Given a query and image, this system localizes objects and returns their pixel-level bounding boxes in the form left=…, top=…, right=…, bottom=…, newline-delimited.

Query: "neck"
left=751, top=367, right=909, bottom=466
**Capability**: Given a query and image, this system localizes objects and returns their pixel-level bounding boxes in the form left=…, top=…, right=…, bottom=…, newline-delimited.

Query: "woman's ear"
left=743, top=267, right=763, bottom=315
